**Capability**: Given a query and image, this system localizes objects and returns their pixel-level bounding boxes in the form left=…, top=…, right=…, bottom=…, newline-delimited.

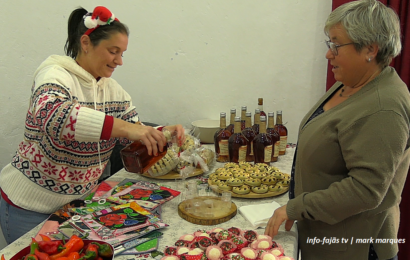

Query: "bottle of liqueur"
left=266, top=112, right=280, bottom=162
left=214, top=112, right=232, bottom=162
left=121, top=129, right=174, bottom=174
left=242, top=111, right=256, bottom=162
left=252, top=109, right=261, bottom=135
left=274, top=110, right=288, bottom=155
left=226, top=108, right=236, bottom=134
left=228, top=116, right=248, bottom=163
left=253, top=116, right=273, bottom=165
left=258, top=98, right=267, bottom=117
left=240, top=106, right=247, bottom=131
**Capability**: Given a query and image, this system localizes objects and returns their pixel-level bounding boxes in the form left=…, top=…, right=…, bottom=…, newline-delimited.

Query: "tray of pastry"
left=208, top=162, right=289, bottom=198
left=142, top=168, right=204, bottom=180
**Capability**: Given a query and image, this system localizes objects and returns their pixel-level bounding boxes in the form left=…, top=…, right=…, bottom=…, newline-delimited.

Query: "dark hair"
left=64, top=7, right=129, bottom=59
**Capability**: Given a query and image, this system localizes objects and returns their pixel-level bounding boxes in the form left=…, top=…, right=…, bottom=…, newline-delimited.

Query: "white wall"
left=0, top=0, right=331, bottom=248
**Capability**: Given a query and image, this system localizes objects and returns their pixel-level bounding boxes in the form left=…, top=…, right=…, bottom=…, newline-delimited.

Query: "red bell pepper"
left=35, top=249, right=51, bottom=260
left=49, top=235, right=84, bottom=260
left=39, top=234, right=52, bottom=242
left=39, top=240, right=65, bottom=255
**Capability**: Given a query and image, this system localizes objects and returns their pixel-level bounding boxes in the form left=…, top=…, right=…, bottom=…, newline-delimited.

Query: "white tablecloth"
left=0, top=146, right=297, bottom=260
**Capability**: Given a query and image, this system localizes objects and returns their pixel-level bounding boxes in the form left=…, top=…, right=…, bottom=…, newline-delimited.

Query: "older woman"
left=265, top=1, right=409, bottom=259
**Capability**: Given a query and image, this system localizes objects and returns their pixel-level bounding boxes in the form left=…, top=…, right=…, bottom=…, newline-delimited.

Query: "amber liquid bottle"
left=266, top=112, right=280, bottom=162
left=274, top=110, right=288, bottom=155
left=229, top=116, right=248, bottom=163
left=121, top=142, right=168, bottom=174
left=226, top=108, right=236, bottom=134
left=240, top=106, right=247, bottom=131
left=214, top=112, right=232, bottom=162
left=253, top=116, right=273, bottom=165
left=252, top=109, right=261, bottom=135
left=258, top=98, right=267, bottom=117
left=242, top=111, right=256, bottom=162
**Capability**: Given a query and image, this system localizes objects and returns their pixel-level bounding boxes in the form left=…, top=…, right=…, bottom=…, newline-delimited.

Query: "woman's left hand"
left=164, top=124, right=186, bottom=146
left=264, top=205, right=295, bottom=238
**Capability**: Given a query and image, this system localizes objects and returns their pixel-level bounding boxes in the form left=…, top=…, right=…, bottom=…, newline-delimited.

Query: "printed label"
left=264, top=145, right=273, bottom=162
left=274, top=142, right=280, bottom=157
left=280, top=136, right=288, bottom=152
left=238, top=146, right=247, bottom=162
left=219, top=140, right=229, bottom=156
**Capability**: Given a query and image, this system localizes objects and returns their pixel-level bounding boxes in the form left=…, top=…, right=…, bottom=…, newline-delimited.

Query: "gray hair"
left=324, top=0, right=401, bottom=68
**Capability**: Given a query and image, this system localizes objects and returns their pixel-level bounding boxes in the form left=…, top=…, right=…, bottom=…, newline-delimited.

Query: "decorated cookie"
left=251, top=184, right=269, bottom=194
left=224, top=163, right=239, bottom=169
left=217, top=182, right=233, bottom=191
left=226, top=177, right=244, bottom=186
left=231, top=235, right=248, bottom=250
left=243, top=178, right=261, bottom=187
left=197, top=236, right=214, bottom=250
left=175, top=240, right=191, bottom=247
left=232, top=185, right=251, bottom=195
left=217, top=230, right=234, bottom=240
left=261, top=177, right=277, bottom=185
left=268, top=184, right=284, bottom=192
left=209, top=232, right=220, bottom=244
left=225, top=253, right=245, bottom=260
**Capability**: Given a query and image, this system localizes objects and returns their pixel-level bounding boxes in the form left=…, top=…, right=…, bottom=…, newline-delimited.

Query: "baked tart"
left=250, top=172, right=267, bottom=179
left=244, top=178, right=261, bottom=187
left=224, top=162, right=239, bottom=169
left=234, top=172, right=250, bottom=180
left=232, top=185, right=251, bottom=195
left=278, top=180, right=290, bottom=186
left=251, top=184, right=269, bottom=194
left=218, top=171, right=233, bottom=180
left=268, top=184, right=284, bottom=192
left=261, top=177, right=277, bottom=185
left=218, top=182, right=233, bottom=191
left=226, top=177, right=244, bottom=186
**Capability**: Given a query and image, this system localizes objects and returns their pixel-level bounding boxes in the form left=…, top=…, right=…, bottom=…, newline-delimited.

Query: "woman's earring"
left=85, top=50, right=88, bottom=54
left=368, top=57, right=372, bottom=62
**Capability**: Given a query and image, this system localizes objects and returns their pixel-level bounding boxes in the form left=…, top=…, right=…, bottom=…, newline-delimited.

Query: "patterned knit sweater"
left=0, top=55, right=139, bottom=214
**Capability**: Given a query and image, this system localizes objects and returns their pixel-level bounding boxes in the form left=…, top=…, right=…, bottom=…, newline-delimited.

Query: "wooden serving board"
left=142, top=168, right=204, bottom=179
left=178, top=196, right=237, bottom=225
left=208, top=180, right=289, bottom=198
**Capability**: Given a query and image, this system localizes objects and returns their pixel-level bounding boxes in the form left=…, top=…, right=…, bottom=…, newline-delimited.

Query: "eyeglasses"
left=325, top=40, right=355, bottom=56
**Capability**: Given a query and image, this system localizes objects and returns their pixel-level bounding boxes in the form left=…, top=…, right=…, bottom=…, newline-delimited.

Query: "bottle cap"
left=220, top=112, right=226, bottom=117
left=241, top=106, right=247, bottom=111
left=231, top=108, right=236, bottom=113
left=255, top=109, right=260, bottom=113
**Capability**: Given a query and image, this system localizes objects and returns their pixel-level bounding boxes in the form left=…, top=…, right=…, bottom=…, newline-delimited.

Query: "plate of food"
left=207, top=162, right=289, bottom=198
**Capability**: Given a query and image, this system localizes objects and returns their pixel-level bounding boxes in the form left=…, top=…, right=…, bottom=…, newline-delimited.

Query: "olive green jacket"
left=287, top=67, right=410, bottom=260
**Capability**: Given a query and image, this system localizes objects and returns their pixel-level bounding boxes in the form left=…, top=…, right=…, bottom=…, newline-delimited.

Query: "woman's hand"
left=164, top=124, right=186, bottom=146
left=112, top=118, right=166, bottom=156
left=264, top=205, right=295, bottom=238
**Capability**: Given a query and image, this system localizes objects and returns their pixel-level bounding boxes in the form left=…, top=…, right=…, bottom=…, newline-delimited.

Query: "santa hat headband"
left=83, top=6, right=120, bottom=36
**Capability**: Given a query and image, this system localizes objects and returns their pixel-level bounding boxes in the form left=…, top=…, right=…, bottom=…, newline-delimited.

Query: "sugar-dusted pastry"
left=270, top=247, right=284, bottom=257
left=206, top=246, right=224, bottom=260
left=160, top=256, right=179, bottom=260
left=164, top=246, right=178, bottom=255
left=250, top=238, right=272, bottom=250
left=241, top=230, right=258, bottom=242
left=231, top=235, right=248, bottom=250
left=259, top=252, right=279, bottom=260
left=240, top=247, right=258, bottom=260
left=216, top=230, right=234, bottom=240
left=227, top=227, right=242, bottom=236
left=176, top=246, right=191, bottom=256
left=217, top=240, right=237, bottom=255
left=179, top=234, right=196, bottom=242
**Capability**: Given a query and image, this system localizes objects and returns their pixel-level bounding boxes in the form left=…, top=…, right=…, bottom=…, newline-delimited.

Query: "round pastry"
left=268, top=184, right=284, bottom=192
left=218, top=182, right=233, bottom=191
left=213, top=179, right=226, bottom=186
left=242, top=230, right=258, bottom=242
left=179, top=234, right=195, bottom=242
left=209, top=173, right=218, bottom=180
left=270, top=247, right=284, bottom=257
left=232, top=185, right=251, bottom=195
left=261, top=177, right=277, bottom=185
left=240, top=247, right=258, bottom=260
left=217, top=230, right=234, bottom=240
left=255, top=163, right=270, bottom=171
left=271, top=171, right=284, bottom=180
left=251, top=238, right=272, bottom=250
left=251, top=184, right=269, bottom=194
left=245, top=167, right=260, bottom=174
left=250, top=172, right=267, bottom=179
left=234, top=172, right=250, bottom=180
left=215, top=168, right=226, bottom=174
left=189, top=241, right=200, bottom=249
left=176, top=246, right=191, bottom=256
left=259, top=252, right=278, bottom=260
left=206, top=246, right=224, bottom=260
left=175, top=240, right=190, bottom=247
left=244, top=178, right=261, bottom=187
left=239, top=162, right=252, bottom=169
left=231, top=168, right=245, bottom=175
left=224, top=162, right=239, bottom=169
left=227, top=227, right=242, bottom=236
left=164, top=246, right=178, bottom=255
left=197, top=236, right=213, bottom=250
left=231, top=235, right=248, bottom=250
left=282, top=173, right=291, bottom=181
left=226, top=177, right=244, bottom=186
left=278, top=180, right=290, bottom=187
left=218, top=171, right=233, bottom=180
left=225, top=253, right=245, bottom=260
left=218, top=240, right=237, bottom=255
